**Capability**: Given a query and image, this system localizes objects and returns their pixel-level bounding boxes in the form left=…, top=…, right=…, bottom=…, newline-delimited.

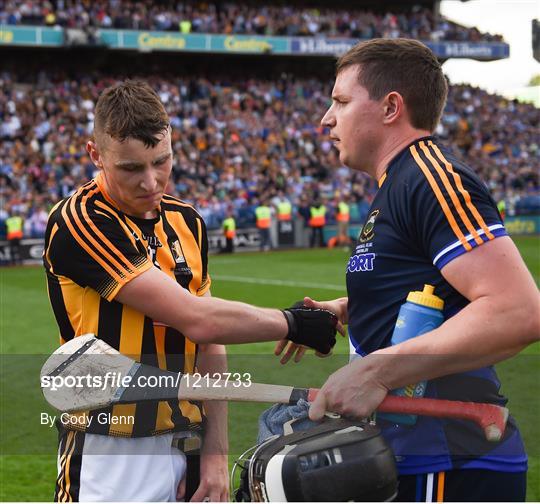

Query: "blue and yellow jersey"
left=346, top=136, right=526, bottom=474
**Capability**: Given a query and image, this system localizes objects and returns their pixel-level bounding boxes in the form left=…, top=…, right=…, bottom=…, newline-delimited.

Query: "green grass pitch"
left=0, top=236, right=538, bottom=501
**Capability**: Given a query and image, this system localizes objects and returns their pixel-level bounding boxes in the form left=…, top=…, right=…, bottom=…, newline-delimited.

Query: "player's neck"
left=373, top=128, right=432, bottom=181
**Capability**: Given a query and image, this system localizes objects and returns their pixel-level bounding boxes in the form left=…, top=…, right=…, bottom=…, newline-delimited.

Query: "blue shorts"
left=396, top=469, right=526, bottom=502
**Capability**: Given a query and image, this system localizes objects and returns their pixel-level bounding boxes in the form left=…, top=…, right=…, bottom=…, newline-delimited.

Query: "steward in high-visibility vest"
left=223, top=217, right=236, bottom=239
left=222, top=215, right=236, bottom=253
left=309, top=205, right=326, bottom=227
left=336, top=202, right=350, bottom=222
left=255, top=205, right=271, bottom=228
left=6, top=215, right=23, bottom=240
left=6, top=214, right=24, bottom=265
left=334, top=200, right=352, bottom=247
left=179, top=20, right=192, bottom=33
left=277, top=201, right=292, bottom=221
left=497, top=199, right=506, bottom=221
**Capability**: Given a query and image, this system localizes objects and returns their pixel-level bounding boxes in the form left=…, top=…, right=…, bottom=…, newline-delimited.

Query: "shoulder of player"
left=47, top=179, right=120, bottom=231
left=398, top=138, right=485, bottom=192
left=161, top=194, right=204, bottom=220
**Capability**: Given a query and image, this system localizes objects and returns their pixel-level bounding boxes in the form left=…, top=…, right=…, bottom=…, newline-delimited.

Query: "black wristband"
left=281, top=306, right=337, bottom=354
left=281, top=309, right=297, bottom=340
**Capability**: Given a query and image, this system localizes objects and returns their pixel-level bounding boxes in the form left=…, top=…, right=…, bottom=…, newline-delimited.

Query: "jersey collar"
left=378, top=135, right=435, bottom=188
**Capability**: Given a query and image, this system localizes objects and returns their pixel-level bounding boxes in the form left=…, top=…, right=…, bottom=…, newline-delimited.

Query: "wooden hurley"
left=41, top=334, right=508, bottom=442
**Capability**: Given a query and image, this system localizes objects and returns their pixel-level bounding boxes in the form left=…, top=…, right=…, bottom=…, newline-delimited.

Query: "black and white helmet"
left=232, top=417, right=397, bottom=502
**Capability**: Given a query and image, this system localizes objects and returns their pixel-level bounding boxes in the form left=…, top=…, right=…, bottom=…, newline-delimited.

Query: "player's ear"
left=86, top=140, right=103, bottom=170
left=382, top=92, right=404, bottom=125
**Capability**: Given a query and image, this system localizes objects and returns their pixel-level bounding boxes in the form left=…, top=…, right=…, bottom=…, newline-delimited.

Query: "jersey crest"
left=359, top=209, right=379, bottom=243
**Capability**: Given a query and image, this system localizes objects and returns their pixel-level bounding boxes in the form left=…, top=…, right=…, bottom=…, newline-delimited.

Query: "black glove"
left=281, top=302, right=338, bottom=355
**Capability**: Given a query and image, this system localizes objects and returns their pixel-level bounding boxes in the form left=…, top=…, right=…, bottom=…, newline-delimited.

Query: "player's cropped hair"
left=337, top=38, right=448, bottom=133
left=94, top=80, right=170, bottom=148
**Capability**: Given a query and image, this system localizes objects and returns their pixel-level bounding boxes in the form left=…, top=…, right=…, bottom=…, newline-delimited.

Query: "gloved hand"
left=281, top=302, right=338, bottom=355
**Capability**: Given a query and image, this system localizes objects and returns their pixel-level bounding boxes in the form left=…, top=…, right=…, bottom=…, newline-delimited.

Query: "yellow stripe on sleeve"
left=419, top=142, right=483, bottom=245
left=79, top=188, right=137, bottom=275
left=410, top=145, right=472, bottom=251
left=61, top=199, right=124, bottom=284
left=429, top=141, right=495, bottom=240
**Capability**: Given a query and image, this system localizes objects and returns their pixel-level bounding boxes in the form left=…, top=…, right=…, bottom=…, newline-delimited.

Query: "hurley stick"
left=41, top=334, right=508, bottom=441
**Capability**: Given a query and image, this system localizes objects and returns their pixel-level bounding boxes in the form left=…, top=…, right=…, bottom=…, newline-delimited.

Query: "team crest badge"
left=171, top=240, right=185, bottom=263
left=359, top=209, right=379, bottom=243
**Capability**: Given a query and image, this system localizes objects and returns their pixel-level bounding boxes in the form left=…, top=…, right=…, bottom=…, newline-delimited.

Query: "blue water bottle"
left=380, top=284, right=444, bottom=425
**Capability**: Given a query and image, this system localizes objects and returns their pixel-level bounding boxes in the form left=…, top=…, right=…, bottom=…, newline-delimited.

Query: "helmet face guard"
left=233, top=418, right=398, bottom=502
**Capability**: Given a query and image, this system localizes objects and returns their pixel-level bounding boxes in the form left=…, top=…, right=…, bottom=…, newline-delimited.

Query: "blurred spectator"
left=0, top=0, right=505, bottom=43
left=0, top=71, right=537, bottom=240
left=24, top=203, right=48, bottom=237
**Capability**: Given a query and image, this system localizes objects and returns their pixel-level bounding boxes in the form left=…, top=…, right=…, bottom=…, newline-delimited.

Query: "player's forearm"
left=187, top=298, right=288, bottom=344
left=373, top=293, right=540, bottom=390
left=117, top=266, right=337, bottom=352
left=197, top=343, right=228, bottom=456
left=116, top=266, right=288, bottom=344
left=186, top=297, right=288, bottom=345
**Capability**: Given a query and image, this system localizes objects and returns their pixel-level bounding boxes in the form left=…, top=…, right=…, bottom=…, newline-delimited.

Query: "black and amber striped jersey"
left=346, top=136, right=525, bottom=474
left=43, top=173, right=211, bottom=437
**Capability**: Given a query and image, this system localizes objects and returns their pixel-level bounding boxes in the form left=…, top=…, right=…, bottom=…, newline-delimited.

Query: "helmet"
left=232, top=417, right=397, bottom=502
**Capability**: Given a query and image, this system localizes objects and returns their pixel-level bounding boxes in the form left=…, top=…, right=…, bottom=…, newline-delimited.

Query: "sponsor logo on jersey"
left=141, top=234, right=163, bottom=268
left=359, top=209, right=379, bottom=243
left=142, top=234, right=163, bottom=248
left=347, top=252, right=376, bottom=272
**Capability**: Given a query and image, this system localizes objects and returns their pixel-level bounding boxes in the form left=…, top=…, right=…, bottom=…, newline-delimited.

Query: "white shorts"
left=55, top=431, right=187, bottom=502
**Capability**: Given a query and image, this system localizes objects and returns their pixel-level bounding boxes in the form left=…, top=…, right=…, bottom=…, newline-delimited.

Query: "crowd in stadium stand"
left=0, top=71, right=538, bottom=240
left=0, top=0, right=504, bottom=42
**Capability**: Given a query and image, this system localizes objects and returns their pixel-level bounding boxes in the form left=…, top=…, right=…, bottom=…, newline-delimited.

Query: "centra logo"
left=359, top=209, right=380, bottom=242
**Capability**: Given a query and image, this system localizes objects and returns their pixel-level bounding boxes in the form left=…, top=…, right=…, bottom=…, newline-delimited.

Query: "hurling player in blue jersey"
left=276, top=38, right=539, bottom=501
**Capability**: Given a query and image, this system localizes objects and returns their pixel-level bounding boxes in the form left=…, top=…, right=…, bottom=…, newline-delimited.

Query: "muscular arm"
left=310, top=237, right=539, bottom=419
left=375, top=236, right=539, bottom=384
left=115, top=266, right=288, bottom=345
